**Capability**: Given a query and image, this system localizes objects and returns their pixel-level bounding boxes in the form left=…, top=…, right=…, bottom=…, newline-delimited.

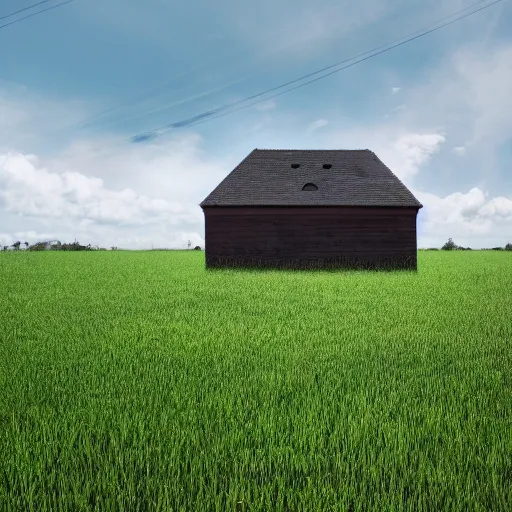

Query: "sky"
left=1, top=0, right=511, bottom=250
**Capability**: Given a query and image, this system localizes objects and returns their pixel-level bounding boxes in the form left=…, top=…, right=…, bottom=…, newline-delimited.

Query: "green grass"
left=1, top=250, right=511, bottom=511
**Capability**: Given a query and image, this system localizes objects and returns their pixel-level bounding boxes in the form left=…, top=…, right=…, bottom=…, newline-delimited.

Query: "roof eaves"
left=369, top=151, right=423, bottom=208
left=199, top=149, right=258, bottom=208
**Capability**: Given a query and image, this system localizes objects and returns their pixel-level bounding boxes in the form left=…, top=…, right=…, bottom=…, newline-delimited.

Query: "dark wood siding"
left=203, top=206, right=419, bottom=270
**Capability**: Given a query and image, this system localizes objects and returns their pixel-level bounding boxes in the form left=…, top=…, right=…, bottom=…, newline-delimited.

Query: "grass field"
left=1, top=250, right=511, bottom=511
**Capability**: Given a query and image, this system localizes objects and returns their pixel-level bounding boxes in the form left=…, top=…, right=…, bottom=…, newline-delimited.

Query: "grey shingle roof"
left=200, top=149, right=423, bottom=208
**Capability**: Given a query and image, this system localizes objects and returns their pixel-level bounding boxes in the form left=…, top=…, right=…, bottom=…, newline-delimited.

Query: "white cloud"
left=346, top=131, right=445, bottom=181
left=416, top=188, right=512, bottom=247
left=392, top=133, right=445, bottom=178
left=0, top=151, right=188, bottom=224
left=391, top=87, right=401, bottom=94
left=400, top=44, right=512, bottom=151
left=0, top=132, right=235, bottom=249
left=48, top=133, right=230, bottom=205
left=453, top=146, right=466, bottom=156
left=307, top=119, right=329, bottom=132
left=478, top=196, right=512, bottom=219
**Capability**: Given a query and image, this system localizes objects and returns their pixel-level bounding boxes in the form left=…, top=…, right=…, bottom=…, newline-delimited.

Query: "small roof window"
left=323, top=164, right=332, bottom=169
left=302, top=183, right=318, bottom=191
left=291, top=163, right=300, bottom=169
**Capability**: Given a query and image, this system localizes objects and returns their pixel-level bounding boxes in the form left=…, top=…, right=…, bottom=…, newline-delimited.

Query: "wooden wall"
left=203, top=206, right=420, bottom=270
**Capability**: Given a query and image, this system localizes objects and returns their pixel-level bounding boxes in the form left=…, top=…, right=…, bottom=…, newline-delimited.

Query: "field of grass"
left=1, top=250, right=511, bottom=511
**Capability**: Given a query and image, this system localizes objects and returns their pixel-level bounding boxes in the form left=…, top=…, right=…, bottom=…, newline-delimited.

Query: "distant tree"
left=491, top=247, right=503, bottom=251
left=37, top=240, right=61, bottom=251
left=505, top=243, right=512, bottom=251
left=11, top=241, right=21, bottom=251
left=28, top=242, right=47, bottom=251
left=24, top=241, right=29, bottom=249
left=441, top=238, right=457, bottom=251
left=194, top=246, right=201, bottom=251
left=60, top=240, right=90, bottom=251
left=188, top=240, right=192, bottom=249
left=2, top=245, right=7, bottom=252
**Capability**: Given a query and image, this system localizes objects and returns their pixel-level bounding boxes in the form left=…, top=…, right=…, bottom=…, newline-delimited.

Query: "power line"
left=90, top=0, right=487, bottom=136
left=97, top=76, right=250, bottom=129
left=0, top=0, right=55, bottom=21
left=132, top=0, right=503, bottom=142
left=55, top=0, right=488, bottom=137
left=0, top=0, right=77, bottom=31
left=188, top=1, right=505, bottom=129
left=58, top=2, right=378, bottom=132
left=142, top=0, right=503, bottom=135
left=66, top=60, right=230, bottom=131
left=69, top=75, right=250, bottom=135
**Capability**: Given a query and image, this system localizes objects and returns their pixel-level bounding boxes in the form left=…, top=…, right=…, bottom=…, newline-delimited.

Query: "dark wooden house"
left=199, top=149, right=423, bottom=270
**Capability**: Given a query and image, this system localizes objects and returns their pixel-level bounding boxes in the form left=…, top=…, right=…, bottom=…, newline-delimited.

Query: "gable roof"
left=200, top=149, right=423, bottom=208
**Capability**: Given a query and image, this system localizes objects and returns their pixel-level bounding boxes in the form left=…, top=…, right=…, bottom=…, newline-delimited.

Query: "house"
left=199, top=149, right=423, bottom=270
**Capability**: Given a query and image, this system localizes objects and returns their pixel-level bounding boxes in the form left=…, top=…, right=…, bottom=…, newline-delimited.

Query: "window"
left=291, top=163, right=300, bottom=169
left=302, top=183, right=318, bottom=191
left=323, top=164, right=332, bottom=169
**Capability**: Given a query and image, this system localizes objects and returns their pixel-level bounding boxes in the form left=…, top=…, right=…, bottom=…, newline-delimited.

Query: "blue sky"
left=1, top=0, right=511, bottom=249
